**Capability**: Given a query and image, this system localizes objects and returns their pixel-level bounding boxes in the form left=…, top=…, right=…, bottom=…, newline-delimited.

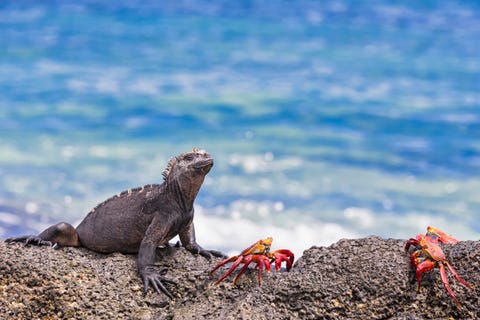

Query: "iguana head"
left=163, top=148, right=213, bottom=185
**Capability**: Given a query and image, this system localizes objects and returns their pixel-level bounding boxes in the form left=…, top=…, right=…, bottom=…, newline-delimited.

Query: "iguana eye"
left=184, top=155, right=195, bottom=161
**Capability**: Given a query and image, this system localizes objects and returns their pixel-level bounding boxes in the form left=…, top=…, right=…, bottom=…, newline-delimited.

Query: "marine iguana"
left=5, top=148, right=224, bottom=299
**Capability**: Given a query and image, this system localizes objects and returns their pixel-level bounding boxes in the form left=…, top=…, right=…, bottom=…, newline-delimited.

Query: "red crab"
left=210, top=237, right=294, bottom=285
left=405, top=226, right=472, bottom=307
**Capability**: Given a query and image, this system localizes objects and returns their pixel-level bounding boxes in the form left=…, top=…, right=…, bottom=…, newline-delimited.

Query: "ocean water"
left=1, top=1, right=479, bottom=258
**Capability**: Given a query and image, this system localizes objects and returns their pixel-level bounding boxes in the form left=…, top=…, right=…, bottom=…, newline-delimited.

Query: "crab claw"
left=270, top=249, right=295, bottom=271
left=426, top=226, right=458, bottom=244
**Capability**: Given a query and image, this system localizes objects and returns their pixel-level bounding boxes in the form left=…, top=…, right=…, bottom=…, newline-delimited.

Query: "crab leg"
left=439, top=263, right=462, bottom=308
left=210, top=255, right=239, bottom=275
left=405, top=238, right=419, bottom=253
left=256, top=255, right=272, bottom=284
left=445, top=261, right=472, bottom=289
left=257, top=258, right=265, bottom=283
left=233, top=256, right=254, bottom=285
left=213, top=256, right=244, bottom=285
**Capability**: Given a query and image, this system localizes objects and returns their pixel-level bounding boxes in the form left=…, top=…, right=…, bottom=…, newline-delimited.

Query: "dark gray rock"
left=1, top=236, right=478, bottom=319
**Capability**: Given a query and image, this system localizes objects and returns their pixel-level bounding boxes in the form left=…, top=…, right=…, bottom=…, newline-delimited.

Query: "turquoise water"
left=1, top=1, right=479, bottom=257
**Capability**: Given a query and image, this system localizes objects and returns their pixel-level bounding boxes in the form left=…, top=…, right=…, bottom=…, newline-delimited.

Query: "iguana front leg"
left=137, top=217, right=177, bottom=299
left=179, top=219, right=226, bottom=259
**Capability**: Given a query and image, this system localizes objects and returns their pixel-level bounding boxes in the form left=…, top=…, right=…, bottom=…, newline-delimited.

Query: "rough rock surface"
left=0, top=237, right=478, bottom=319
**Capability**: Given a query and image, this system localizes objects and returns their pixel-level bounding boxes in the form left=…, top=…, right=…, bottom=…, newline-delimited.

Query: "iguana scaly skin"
left=5, top=148, right=224, bottom=299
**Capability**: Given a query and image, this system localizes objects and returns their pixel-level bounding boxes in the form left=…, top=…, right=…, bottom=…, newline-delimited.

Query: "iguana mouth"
left=192, top=158, right=214, bottom=170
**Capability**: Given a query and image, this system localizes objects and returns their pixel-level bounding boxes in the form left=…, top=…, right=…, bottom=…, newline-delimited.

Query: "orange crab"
left=210, top=237, right=294, bottom=285
left=405, top=226, right=472, bottom=307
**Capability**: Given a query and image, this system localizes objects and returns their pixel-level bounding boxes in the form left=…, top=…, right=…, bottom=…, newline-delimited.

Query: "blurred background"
left=1, top=0, right=479, bottom=257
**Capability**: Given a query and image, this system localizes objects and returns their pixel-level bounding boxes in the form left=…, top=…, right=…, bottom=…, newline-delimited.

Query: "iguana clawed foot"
left=184, top=243, right=227, bottom=259
left=141, top=266, right=177, bottom=299
left=199, top=249, right=227, bottom=259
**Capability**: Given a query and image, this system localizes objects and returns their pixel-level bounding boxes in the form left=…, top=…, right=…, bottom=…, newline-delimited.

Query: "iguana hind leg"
left=5, top=222, right=80, bottom=248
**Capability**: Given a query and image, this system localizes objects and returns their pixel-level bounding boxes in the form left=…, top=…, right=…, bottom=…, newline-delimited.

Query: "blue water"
left=1, top=1, right=479, bottom=257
